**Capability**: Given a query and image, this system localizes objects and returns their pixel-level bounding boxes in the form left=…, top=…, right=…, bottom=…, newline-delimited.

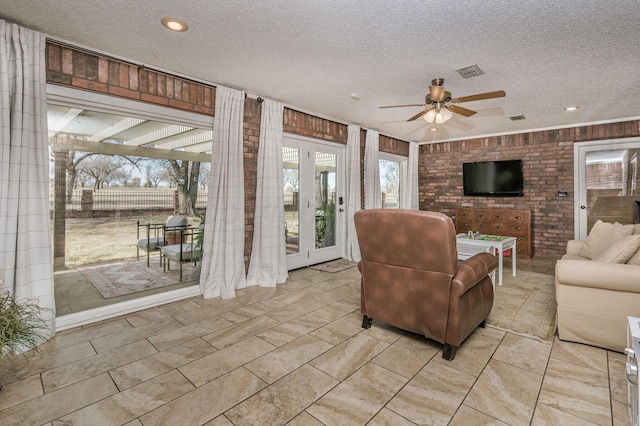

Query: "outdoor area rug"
left=309, top=258, right=358, bottom=273
left=486, top=269, right=557, bottom=342
left=79, top=259, right=200, bottom=298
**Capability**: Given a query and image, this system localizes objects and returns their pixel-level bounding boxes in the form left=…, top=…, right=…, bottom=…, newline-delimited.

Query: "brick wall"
left=46, top=42, right=215, bottom=115
left=283, top=109, right=348, bottom=144
left=419, top=120, right=640, bottom=258
left=243, top=98, right=261, bottom=269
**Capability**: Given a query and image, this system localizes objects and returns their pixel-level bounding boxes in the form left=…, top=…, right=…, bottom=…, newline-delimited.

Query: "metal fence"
left=50, top=188, right=209, bottom=211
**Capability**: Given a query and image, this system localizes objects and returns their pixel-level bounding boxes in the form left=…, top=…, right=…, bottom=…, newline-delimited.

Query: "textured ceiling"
left=1, top=0, right=639, bottom=144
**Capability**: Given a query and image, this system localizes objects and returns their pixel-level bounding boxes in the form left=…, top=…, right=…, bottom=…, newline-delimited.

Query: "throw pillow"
left=593, top=234, right=640, bottom=263
left=578, top=220, right=634, bottom=259
left=628, top=246, right=640, bottom=265
left=633, top=223, right=640, bottom=235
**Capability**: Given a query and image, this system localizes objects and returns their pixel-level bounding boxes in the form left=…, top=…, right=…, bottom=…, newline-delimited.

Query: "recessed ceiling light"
left=350, top=93, right=361, bottom=101
left=564, top=106, right=579, bottom=111
left=429, top=127, right=438, bottom=132
left=161, top=17, right=189, bottom=32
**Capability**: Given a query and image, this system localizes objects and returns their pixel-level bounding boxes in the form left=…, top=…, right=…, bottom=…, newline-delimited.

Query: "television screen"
left=463, top=160, right=524, bottom=196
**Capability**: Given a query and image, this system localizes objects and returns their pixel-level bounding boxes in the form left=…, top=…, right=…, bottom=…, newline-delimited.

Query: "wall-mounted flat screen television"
left=463, top=159, right=524, bottom=196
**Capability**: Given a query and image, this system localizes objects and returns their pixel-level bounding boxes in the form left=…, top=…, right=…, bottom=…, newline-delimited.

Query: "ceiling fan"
left=380, top=78, right=506, bottom=123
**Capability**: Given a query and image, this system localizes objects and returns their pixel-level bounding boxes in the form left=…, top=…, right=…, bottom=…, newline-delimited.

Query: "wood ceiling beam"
left=49, top=135, right=211, bottom=162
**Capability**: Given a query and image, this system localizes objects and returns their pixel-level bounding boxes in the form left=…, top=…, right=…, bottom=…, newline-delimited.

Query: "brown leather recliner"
left=354, top=209, right=498, bottom=361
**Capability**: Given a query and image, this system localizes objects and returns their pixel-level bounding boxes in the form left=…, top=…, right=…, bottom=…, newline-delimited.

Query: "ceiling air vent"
left=456, top=64, right=484, bottom=79
left=509, top=115, right=526, bottom=121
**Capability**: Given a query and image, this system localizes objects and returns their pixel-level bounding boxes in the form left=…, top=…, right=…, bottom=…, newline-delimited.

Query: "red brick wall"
left=243, top=98, right=261, bottom=269
left=283, top=109, right=347, bottom=144
left=46, top=42, right=215, bottom=115
left=419, top=120, right=640, bottom=258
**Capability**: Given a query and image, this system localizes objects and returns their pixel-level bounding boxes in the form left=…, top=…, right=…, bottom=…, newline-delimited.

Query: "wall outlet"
left=558, top=190, right=569, bottom=197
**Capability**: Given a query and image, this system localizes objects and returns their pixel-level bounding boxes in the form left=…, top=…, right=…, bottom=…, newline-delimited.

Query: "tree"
left=199, top=163, right=210, bottom=190
left=381, top=160, right=400, bottom=195
left=169, top=160, right=201, bottom=216
left=63, top=150, right=93, bottom=202
left=78, top=155, right=132, bottom=190
left=145, top=159, right=172, bottom=188
left=283, top=168, right=299, bottom=192
left=61, top=149, right=141, bottom=200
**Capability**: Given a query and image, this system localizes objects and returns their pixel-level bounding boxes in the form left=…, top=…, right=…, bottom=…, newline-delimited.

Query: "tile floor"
left=0, top=258, right=631, bottom=425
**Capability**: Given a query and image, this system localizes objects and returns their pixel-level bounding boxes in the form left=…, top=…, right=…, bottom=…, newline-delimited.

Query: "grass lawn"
left=61, top=215, right=200, bottom=268
left=60, top=212, right=297, bottom=269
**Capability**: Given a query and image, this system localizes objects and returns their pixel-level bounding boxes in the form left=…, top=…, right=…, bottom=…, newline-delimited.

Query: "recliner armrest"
left=452, top=253, right=498, bottom=295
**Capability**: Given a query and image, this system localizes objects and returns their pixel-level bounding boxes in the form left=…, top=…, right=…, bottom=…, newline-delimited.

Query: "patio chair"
left=161, top=226, right=203, bottom=282
left=136, top=215, right=188, bottom=267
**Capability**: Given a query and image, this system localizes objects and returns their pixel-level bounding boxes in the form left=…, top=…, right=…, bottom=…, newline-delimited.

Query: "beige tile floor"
left=0, top=258, right=632, bottom=425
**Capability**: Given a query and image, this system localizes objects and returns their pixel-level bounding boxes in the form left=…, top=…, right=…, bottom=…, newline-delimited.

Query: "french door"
left=283, top=135, right=345, bottom=269
left=574, top=137, right=640, bottom=238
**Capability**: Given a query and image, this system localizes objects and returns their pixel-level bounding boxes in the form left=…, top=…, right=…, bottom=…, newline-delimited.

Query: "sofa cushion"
left=578, top=220, right=634, bottom=259
left=634, top=224, right=640, bottom=235
left=593, top=234, right=640, bottom=263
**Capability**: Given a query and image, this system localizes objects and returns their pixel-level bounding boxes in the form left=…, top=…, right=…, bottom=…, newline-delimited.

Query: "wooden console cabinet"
left=454, top=208, right=532, bottom=258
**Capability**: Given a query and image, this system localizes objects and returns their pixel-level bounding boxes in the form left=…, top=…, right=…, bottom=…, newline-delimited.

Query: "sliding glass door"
left=574, top=137, right=640, bottom=238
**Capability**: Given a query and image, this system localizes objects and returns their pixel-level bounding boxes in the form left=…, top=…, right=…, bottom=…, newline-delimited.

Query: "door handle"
left=580, top=205, right=586, bottom=209
left=339, top=208, right=344, bottom=212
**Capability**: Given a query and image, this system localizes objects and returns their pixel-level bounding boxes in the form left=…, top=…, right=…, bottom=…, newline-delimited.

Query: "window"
left=379, top=152, right=407, bottom=209
left=48, top=85, right=212, bottom=326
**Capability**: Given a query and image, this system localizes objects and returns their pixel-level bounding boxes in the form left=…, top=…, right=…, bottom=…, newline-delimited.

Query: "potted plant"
left=0, top=291, right=48, bottom=388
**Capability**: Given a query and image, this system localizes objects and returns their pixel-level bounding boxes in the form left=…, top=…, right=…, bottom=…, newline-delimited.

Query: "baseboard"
left=55, top=286, right=200, bottom=331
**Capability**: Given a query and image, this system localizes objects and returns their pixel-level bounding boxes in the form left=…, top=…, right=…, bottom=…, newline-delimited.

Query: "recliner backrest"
left=355, top=209, right=458, bottom=276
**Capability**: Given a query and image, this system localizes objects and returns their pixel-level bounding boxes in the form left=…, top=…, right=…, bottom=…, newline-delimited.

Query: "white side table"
left=456, top=234, right=517, bottom=286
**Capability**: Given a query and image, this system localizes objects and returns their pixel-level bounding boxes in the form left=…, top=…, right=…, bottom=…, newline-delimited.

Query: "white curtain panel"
left=200, top=86, right=247, bottom=299
left=247, top=99, right=288, bottom=287
left=0, top=20, right=55, bottom=338
left=345, top=124, right=362, bottom=262
left=364, top=129, right=381, bottom=209
left=405, top=142, right=420, bottom=210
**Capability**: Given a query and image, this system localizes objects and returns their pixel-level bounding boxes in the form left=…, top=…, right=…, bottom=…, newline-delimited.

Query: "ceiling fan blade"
left=455, top=90, right=506, bottom=103
left=407, top=109, right=430, bottom=121
left=429, top=85, right=445, bottom=101
left=379, top=103, right=426, bottom=109
left=449, top=105, right=477, bottom=117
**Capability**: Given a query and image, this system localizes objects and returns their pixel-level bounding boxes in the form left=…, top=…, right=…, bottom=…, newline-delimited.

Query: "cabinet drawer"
left=475, top=221, right=491, bottom=232
left=514, top=241, right=530, bottom=256
left=457, top=221, right=473, bottom=232
left=474, top=211, right=492, bottom=221
left=515, top=235, right=529, bottom=249
left=456, top=210, right=473, bottom=220
left=490, top=222, right=508, bottom=235
left=492, top=211, right=508, bottom=221
left=508, top=223, right=529, bottom=236
left=508, top=211, right=529, bottom=223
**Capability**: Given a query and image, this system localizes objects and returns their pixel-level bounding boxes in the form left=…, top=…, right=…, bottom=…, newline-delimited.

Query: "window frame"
left=48, top=84, right=213, bottom=331
left=378, top=151, right=407, bottom=209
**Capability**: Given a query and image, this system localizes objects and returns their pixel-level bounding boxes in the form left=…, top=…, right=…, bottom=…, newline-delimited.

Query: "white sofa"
left=555, top=221, right=640, bottom=352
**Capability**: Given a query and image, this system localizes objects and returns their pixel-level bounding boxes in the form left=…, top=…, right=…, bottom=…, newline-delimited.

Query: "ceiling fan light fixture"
left=424, top=108, right=437, bottom=123
left=440, top=107, right=453, bottom=122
